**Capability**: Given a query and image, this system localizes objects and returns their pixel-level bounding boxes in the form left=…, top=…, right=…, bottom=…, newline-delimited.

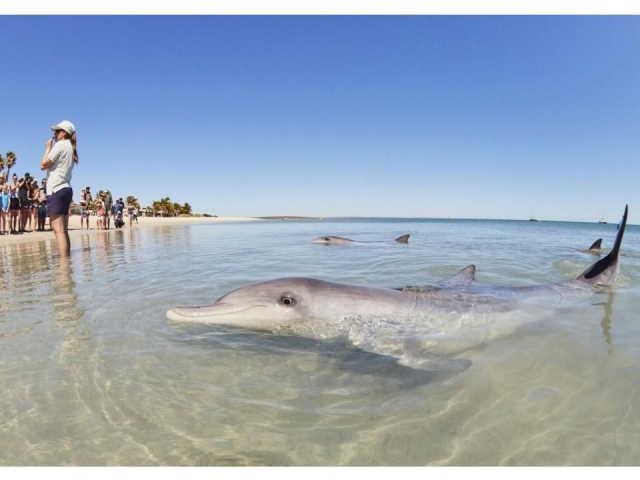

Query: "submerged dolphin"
left=312, top=234, right=410, bottom=244
left=168, top=206, right=628, bottom=339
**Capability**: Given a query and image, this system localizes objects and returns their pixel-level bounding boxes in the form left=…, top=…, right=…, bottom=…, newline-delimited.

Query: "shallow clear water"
left=1, top=218, right=640, bottom=466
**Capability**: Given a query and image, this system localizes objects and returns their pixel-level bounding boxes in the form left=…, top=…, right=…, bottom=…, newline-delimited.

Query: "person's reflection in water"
left=53, top=258, right=88, bottom=369
left=79, top=233, right=93, bottom=280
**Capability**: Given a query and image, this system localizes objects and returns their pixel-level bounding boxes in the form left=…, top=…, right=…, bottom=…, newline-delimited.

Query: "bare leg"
left=50, top=214, right=71, bottom=257
left=19, top=209, right=26, bottom=231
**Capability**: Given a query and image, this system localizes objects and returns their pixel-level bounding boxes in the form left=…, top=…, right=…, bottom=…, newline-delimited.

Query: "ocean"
left=1, top=216, right=640, bottom=466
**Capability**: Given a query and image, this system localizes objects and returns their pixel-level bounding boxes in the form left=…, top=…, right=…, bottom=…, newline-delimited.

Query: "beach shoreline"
left=0, top=214, right=263, bottom=248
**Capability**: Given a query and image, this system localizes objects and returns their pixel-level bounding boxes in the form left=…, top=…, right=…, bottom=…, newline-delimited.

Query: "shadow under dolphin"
left=171, top=323, right=471, bottom=389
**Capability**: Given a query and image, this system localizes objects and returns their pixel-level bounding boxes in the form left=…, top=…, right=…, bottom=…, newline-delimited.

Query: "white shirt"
left=46, top=139, right=74, bottom=195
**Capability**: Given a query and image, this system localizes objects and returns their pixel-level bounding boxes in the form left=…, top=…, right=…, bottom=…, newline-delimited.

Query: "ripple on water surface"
left=1, top=220, right=640, bottom=465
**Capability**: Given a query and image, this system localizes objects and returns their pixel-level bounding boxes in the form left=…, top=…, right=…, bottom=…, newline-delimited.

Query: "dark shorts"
left=38, top=205, right=47, bottom=219
left=47, top=187, right=73, bottom=217
left=9, top=198, right=19, bottom=210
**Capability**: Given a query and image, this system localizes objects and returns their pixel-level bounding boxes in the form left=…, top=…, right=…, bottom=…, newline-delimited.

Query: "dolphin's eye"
left=280, top=296, right=297, bottom=307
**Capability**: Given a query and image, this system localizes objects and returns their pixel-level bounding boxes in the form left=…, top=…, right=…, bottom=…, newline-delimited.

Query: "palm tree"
left=182, top=203, right=192, bottom=215
left=159, top=197, right=172, bottom=216
left=172, top=202, right=182, bottom=216
left=5, top=151, right=17, bottom=179
left=126, top=195, right=140, bottom=209
left=0, top=154, right=5, bottom=184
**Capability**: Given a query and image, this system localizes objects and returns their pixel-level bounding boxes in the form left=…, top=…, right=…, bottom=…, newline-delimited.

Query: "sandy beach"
left=0, top=214, right=263, bottom=248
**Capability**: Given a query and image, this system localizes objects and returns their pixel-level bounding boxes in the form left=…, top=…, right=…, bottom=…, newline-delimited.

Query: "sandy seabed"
left=0, top=215, right=263, bottom=248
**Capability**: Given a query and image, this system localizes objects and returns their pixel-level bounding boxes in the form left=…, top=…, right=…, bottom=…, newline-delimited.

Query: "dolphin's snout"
left=166, top=307, right=207, bottom=322
left=166, top=303, right=268, bottom=324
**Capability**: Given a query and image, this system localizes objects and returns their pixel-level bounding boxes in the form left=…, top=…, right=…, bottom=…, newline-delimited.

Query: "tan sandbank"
left=0, top=215, right=263, bottom=248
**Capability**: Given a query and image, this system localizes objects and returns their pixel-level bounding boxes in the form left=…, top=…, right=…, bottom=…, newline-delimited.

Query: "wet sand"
left=0, top=214, right=263, bottom=247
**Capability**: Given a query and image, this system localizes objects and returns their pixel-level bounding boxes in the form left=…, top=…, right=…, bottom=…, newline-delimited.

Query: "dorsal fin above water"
left=396, top=265, right=476, bottom=293
left=395, top=234, right=410, bottom=243
left=588, top=238, right=602, bottom=251
left=577, top=205, right=628, bottom=285
left=437, top=265, right=476, bottom=286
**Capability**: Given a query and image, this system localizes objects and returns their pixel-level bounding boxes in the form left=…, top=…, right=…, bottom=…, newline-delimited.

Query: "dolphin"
left=583, top=238, right=603, bottom=254
left=167, top=205, right=628, bottom=358
left=312, top=234, right=410, bottom=244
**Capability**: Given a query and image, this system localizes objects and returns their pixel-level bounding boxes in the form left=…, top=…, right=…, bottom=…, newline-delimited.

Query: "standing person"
left=127, top=202, right=135, bottom=228
left=114, top=198, right=124, bottom=219
left=9, top=174, right=20, bottom=234
left=113, top=198, right=124, bottom=228
left=37, top=179, right=48, bottom=232
left=29, top=179, right=40, bottom=232
left=0, top=184, right=9, bottom=235
left=40, top=120, right=78, bottom=257
left=18, top=174, right=31, bottom=232
left=103, top=190, right=113, bottom=229
left=79, top=186, right=92, bottom=230
left=96, top=194, right=106, bottom=230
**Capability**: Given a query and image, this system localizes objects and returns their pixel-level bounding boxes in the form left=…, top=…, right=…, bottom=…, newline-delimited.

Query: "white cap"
left=50, top=120, right=75, bottom=135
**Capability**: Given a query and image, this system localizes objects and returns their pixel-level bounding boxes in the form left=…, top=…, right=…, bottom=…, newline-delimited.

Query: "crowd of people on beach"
left=77, top=186, right=138, bottom=230
left=0, top=172, right=49, bottom=235
left=2, top=119, right=139, bottom=257
left=0, top=174, right=139, bottom=235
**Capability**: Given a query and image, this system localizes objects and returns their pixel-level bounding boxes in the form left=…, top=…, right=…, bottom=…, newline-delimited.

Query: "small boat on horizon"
left=529, top=218, right=539, bottom=222
left=598, top=208, right=607, bottom=224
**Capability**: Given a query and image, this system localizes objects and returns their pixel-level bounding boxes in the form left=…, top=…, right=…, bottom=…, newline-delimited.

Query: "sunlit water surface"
left=1, top=218, right=640, bottom=466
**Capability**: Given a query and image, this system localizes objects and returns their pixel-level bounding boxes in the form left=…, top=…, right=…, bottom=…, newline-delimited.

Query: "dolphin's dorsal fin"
left=577, top=205, right=628, bottom=285
left=588, top=239, right=602, bottom=251
left=437, top=265, right=476, bottom=286
left=395, top=234, right=410, bottom=243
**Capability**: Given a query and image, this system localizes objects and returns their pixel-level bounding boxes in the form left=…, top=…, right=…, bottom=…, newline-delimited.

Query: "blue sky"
left=1, top=14, right=638, bottom=222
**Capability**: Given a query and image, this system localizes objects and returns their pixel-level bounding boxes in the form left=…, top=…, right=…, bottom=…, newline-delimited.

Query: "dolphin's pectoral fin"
left=395, top=234, right=410, bottom=243
left=437, top=265, right=477, bottom=286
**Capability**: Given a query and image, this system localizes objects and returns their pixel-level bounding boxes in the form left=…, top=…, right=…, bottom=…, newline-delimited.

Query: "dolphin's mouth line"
left=208, top=304, right=267, bottom=316
left=170, top=304, right=267, bottom=318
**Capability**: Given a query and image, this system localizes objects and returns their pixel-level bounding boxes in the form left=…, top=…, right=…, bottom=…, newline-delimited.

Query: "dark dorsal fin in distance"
left=395, top=234, right=410, bottom=243
left=588, top=239, right=602, bottom=251
left=578, top=205, right=628, bottom=282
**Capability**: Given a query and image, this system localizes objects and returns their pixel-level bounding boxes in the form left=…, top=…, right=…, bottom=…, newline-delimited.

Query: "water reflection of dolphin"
left=312, top=234, right=410, bottom=244
left=168, top=205, right=627, bottom=359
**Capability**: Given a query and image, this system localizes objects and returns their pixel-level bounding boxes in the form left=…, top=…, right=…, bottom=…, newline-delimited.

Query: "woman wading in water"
left=40, top=120, right=78, bottom=257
